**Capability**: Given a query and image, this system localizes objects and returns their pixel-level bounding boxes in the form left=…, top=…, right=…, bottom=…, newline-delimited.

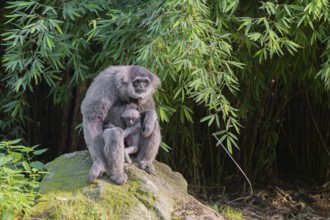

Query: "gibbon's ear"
left=121, top=77, right=129, bottom=86
left=153, top=74, right=161, bottom=88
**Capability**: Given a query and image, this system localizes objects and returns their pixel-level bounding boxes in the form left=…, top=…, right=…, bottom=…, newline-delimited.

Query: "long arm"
left=140, top=110, right=158, bottom=137
left=82, top=95, right=113, bottom=183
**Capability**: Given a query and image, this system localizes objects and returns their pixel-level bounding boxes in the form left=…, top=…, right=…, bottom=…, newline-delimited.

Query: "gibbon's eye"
left=133, top=79, right=140, bottom=88
left=142, top=79, right=149, bottom=87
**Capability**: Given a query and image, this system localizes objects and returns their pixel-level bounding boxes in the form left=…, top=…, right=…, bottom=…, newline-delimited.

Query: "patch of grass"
left=208, top=203, right=243, bottom=220
left=221, top=206, right=243, bottom=220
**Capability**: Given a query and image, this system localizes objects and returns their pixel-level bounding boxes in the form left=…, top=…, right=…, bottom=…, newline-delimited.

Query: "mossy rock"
left=31, top=151, right=223, bottom=220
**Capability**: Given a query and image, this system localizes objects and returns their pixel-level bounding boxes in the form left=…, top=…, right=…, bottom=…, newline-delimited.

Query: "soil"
left=192, top=180, right=330, bottom=220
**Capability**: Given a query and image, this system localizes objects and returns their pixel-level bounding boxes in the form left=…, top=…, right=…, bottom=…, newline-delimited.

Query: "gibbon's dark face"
left=133, top=77, right=150, bottom=94
left=125, top=66, right=160, bottom=100
left=121, top=107, right=140, bottom=127
left=127, top=76, right=152, bottom=100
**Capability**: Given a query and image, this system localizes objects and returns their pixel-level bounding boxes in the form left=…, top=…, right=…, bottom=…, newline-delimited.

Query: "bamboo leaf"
left=46, top=36, right=53, bottom=49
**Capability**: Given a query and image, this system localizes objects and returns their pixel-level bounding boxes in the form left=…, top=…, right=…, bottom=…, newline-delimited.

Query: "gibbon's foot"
left=125, top=154, right=132, bottom=164
left=110, top=173, right=128, bottom=185
left=139, top=161, right=155, bottom=174
left=87, top=162, right=103, bottom=184
left=88, top=172, right=97, bottom=184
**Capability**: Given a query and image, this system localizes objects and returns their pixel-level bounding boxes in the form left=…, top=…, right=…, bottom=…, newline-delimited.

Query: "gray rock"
left=31, top=150, right=223, bottom=220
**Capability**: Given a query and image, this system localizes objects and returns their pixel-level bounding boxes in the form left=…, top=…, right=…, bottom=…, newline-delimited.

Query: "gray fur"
left=81, top=65, right=161, bottom=184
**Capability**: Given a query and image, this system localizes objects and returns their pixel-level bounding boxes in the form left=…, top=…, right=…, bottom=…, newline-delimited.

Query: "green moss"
left=127, top=179, right=157, bottom=210
left=40, top=151, right=92, bottom=193
left=31, top=182, right=138, bottom=219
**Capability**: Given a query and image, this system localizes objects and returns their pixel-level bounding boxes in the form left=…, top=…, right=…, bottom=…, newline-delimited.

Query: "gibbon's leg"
left=102, top=128, right=127, bottom=184
left=84, top=119, right=107, bottom=183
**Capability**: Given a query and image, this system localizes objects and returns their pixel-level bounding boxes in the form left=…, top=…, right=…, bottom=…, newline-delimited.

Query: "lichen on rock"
left=31, top=150, right=223, bottom=220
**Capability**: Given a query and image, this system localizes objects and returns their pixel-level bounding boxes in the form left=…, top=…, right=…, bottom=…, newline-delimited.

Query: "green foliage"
left=2, top=0, right=106, bottom=97
left=1, top=0, right=330, bottom=186
left=229, top=0, right=330, bottom=181
left=1, top=0, right=241, bottom=153
left=0, top=139, right=47, bottom=219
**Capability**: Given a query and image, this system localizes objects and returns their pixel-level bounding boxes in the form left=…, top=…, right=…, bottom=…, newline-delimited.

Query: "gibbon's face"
left=133, top=77, right=150, bottom=94
left=128, top=76, right=152, bottom=99
left=122, top=116, right=138, bottom=127
left=121, top=108, right=140, bottom=127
